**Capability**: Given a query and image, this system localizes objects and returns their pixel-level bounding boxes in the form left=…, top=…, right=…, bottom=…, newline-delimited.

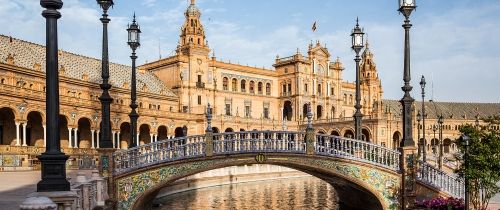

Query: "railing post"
left=399, top=145, right=417, bottom=209
left=205, top=104, right=214, bottom=157
left=305, top=103, right=315, bottom=155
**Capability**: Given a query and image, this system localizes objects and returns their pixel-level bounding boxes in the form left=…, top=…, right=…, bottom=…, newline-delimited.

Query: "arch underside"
left=116, top=154, right=400, bottom=210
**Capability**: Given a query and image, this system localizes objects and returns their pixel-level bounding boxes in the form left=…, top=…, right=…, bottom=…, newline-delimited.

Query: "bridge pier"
left=400, top=146, right=417, bottom=209
left=98, top=148, right=117, bottom=208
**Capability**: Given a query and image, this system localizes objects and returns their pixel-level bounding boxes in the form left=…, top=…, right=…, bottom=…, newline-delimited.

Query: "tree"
left=456, top=122, right=500, bottom=210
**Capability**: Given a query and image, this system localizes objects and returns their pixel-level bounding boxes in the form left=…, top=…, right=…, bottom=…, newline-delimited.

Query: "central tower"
left=177, top=0, right=209, bottom=56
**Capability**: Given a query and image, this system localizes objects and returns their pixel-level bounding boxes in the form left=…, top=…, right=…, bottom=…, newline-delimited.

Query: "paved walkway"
left=0, top=170, right=94, bottom=210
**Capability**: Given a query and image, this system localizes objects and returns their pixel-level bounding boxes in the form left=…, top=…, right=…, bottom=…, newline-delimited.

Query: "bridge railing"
left=315, top=134, right=400, bottom=171
left=212, top=131, right=306, bottom=154
left=416, top=160, right=465, bottom=199
left=113, top=135, right=206, bottom=174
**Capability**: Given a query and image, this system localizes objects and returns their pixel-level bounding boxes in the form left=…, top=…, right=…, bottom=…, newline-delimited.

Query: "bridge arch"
left=116, top=154, right=399, bottom=210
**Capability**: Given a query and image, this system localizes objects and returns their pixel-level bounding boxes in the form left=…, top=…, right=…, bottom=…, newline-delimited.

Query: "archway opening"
left=431, top=138, right=439, bottom=155
left=302, top=103, right=308, bottom=120
left=344, top=130, right=354, bottom=138
left=59, top=115, right=69, bottom=148
left=317, top=105, right=323, bottom=119
left=283, top=101, right=293, bottom=121
left=174, top=127, right=185, bottom=138
left=331, top=130, right=340, bottom=136
left=139, top=124, right=151, bottom=145
left=361, top=129, right=371, bottom=142
left=77, top=118, right=92, bottom=148
left=120, top=122, right=131, bottom=149
left=158, top=126, right=168, bottom=141
left=0, top=107, right=16, bottom=145
left=212, top=127, right=220, bottom=133
left=392, top=131, right=401, bottom=150
left=27, top=111, right=44, bottom=147
left=443, top=139, right=452, bottom=153
left=224, top=128, right=234, bottom=133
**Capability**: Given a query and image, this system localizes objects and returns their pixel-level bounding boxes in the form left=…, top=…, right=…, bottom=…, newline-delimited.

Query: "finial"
left=306, top=102, right=313, bottom=129
left=206, top=103, right=212, bottom=132
left=356, top=17, right=359, bottom=27
left=191, top=0, right=196, bottom=5
left=296, top=48, right=300, bottom=54
left=132, top=12, right=137, bottom=24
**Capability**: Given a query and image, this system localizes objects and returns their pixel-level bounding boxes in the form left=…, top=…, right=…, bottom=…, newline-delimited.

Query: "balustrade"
left=416, top=160, right=465, bottom=199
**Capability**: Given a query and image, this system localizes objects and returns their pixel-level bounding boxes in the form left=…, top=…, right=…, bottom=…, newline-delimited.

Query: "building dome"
left=185, top=0, right=200, bottom=17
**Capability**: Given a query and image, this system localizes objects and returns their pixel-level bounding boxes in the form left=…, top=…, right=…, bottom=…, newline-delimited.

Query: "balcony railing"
left=196, top=82, right=205, bottom=88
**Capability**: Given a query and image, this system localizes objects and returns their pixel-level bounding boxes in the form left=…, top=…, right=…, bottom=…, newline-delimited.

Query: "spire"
left=191, top=0, right=196, bottom=5
left=177, top=0, right=209, bottom=56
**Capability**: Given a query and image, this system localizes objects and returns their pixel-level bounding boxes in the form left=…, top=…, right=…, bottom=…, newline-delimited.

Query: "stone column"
left=96, top=130, right=100, bottom=149
left=43, top=125, right=47, bottom=147
left=111, top=131, right=116, bottom=148
left=68, top=128, right=72, bottom=148
left=117, top=132, right=120, bottom=149
left=22, top=123, right=27, bottom=146
left=91, top=130, right=95, bottom=149
left=73, top=128, right=78, bottom=148
left=137, top=133, right=140, bottom=146
left=150, top=134, right=153, bottom=144
left=15, top=122, right=20, bottom=146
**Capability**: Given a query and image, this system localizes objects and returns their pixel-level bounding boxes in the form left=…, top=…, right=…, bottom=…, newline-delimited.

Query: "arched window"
left=318, top=84, right=322, bottom=95
left=266, top=83, right=271, bottom=95
left=241, top=80, right=246, bottom=92
left=223, top=77, right=228, bottom=90
left=349, top=94, right=353, bottom=104
left=232, top=78, right=237, bottom=91
left=304, top=83, right=308, bottom=93
left=258, top=82, right=263, bottom=94
left=343, top=94, right=347, bottom=104
left=249, top=81, right=255, bottom=94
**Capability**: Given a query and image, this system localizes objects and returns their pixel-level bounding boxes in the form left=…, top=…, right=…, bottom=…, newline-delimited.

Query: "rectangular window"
left=264, top=108, right=269, bottom=119
left=197, top=95, right=201, bottom=105
left=245, top=105, right=251, bottom=118
left=197, top=75, right=202, bottom=83
left=225, top=104, right=231, bottom=116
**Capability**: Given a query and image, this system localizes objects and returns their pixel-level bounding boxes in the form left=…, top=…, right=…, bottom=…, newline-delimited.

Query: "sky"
left=1, top=0, right=499, bottom=103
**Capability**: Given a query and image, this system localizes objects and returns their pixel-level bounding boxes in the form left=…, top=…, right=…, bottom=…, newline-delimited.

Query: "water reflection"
left=154, top=176, right=339, bottom=210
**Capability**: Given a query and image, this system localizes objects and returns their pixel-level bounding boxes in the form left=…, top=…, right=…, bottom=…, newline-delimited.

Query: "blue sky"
left=1, top=0, right=499, bottom=102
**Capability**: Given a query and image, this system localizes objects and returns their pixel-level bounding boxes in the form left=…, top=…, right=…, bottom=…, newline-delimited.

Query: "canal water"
left=154, top=176, right=339, bottom=210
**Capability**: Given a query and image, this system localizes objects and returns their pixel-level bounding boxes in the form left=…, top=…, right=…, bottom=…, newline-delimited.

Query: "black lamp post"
left=97, top=0, right=114, bottom=148
left=420, top=75, right=427, bottom=162
left=398, top=0, right=416, bottom=147
left=417, top=110, right=422, bottom=158
left=437, top=115, right=444, bottom=169
left=351, top=18, right=364, bottom=140
left=37, top=0, right=70, bottom=192
left=460, top=134, right=470, bottom=210
left=127, top=14, right=141, bottom=148
left=475, top=114, right=480, bottom=128
left=432, top=124, right=437, bottom=164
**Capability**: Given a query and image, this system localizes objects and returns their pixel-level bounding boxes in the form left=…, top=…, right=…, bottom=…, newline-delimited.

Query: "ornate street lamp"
left=417, top=110, right=422, bottom=159
left=37, top=0, right=70, bottom=192
left=398, top=0, right=416, bottom=147
left=351, top=17, right=364, bottom=140
left=437, top=115, right=444, bottom=169
left=420, top=75, right=427, bottom=162
left=127, top=14, right=141, bottom=148
left=460, top=134, right=470, bottom=210
left=97, top=0, right=114, bottom=148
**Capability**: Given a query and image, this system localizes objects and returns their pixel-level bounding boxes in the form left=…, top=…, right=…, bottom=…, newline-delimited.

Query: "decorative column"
left=22, top=123, right=27, bottom=146
left=438, top=115, right=444, bottom=169
left=96, top=130, right=100, bottom=149
left=116, top=132, right=120, bottom=149
left=73, top=128, right=78, bottom=148
left=205, top=103, right=214, bottom=157
left=91, top=130, right=95, bottom=149
left=15, top=122, right=20, bottom=146
left=68, top=128, right=72, bottom=148
left=43, top=125, right=46, bottom=147
left=97, top=0, right=114, bottom=149
left=137, top=133, right=140, bottom=146
left=398, top=0, right=417, bottom=209
left=37, top=0, right=70, bottom=192
left=305, top=103, right=315, bottom=155
left=111, top=131, right=116, bottom=148
left=149, top=134, right=153, bottom=144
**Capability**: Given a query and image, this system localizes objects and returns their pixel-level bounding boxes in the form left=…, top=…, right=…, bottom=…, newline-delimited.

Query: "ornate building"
left=0, top=1, right=499, bottom=170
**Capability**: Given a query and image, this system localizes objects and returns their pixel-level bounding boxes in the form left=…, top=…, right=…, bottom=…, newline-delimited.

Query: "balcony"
left=196, top=82, right=205, bottom=88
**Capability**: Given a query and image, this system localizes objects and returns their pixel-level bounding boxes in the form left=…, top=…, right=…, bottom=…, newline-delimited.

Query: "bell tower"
left=177, top=0, right=209, bottom=56
left=360, top=41, right=383, bottom=116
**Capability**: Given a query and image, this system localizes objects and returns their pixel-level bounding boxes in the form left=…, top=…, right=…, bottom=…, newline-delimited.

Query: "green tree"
left=456, top=122, right=500, bottom=210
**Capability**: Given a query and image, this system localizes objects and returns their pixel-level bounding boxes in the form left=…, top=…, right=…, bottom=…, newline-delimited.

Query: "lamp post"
left=420, top=75, right=427, bottom=162
left=97, top=0, right=114, bottom=148
left=127, top=14, right=141, bottom=148
left=398, top=0, right=416, bottom=147
left=351, top=18, right=364, bottom=140
left=475, top=114, right=480, bottom=128
left=417, top=110, right=422, bottom=159
left=437, top=115, right=444, bottom=169
left=37, top=0, right=70, bottom=192
left=432, top=124, right=437, bottom=164
left=460, top=134, right=470, bottom=210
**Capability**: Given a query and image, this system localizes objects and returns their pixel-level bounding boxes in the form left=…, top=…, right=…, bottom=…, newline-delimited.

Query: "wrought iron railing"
left=315, top=134, right=400, bottom=171
left=416, top=160, right=465, bottom=198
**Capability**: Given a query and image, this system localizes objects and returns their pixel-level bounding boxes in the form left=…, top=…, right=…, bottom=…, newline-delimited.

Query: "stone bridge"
left=111, top=129, right=465, bottom=210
